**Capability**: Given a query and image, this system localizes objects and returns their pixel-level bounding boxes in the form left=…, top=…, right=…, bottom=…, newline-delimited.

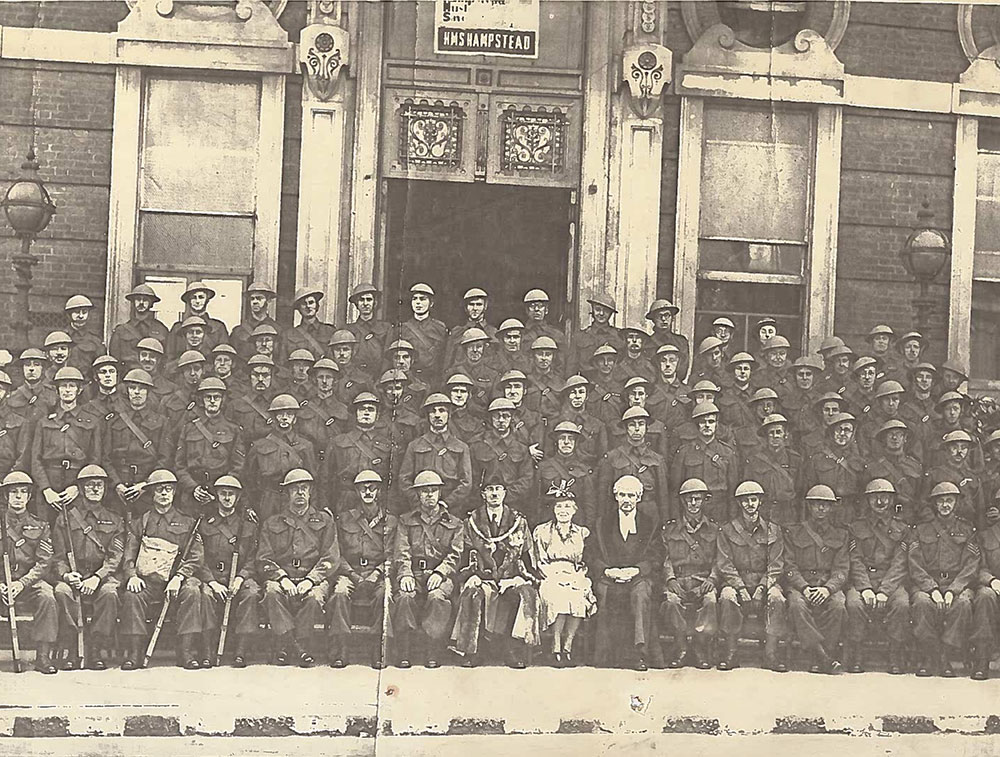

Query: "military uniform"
left=746, top=447, right=801, bottom=525
left=469, top=431, right=534, bottom=518
left=599, top=442, right=670, bottom=520
left=865, top=451, right=925, bottom=524
left=572, top=323, right=622, bottom=376
left=392, top=505, right=464, bottom=646
left=67, top=327, right=105, bottom=377
left=174, top=414, right=246, bottom=511
left=0, top=405, right=29, bottom=477
left=105, top=406, right=170, bottom=505
left=229, top=390, right=277, bottom=445
left=717, top=517, right=787, bottom=644
left=669, top=437, right=738, bottom=523
left=243, top=431, right=317, bottom=522
left=166, top=314, right=228, bottom=362
left=971, top=521, right=1000, bottom=659
left=327, top=427, right=395, bottom=512
left=52, top=497, right=124, bottom=643
left=661, top=516, right=721, bottom=649
left=845, top=514, right=911, bottom=647
left=444, top=320, right=498, bottom=369
left=109, top=317, right=170, bottom=370
left=537, top=452, right=597, bottom=527
left=802, top=442, right=866, bottom=525
left=647, top=379, right=690, bottom=430
left=398, top=431, right=473, bottom=512
left=549, top=408, right=608, bottom=466
left=923, top=463, right=985, bottom=529
left=584, top=374, right=624, bottom=427
left=257, top=505, right=343, bottom=650
left=297, top=394, right=351, bottom=467
left=279, top=320, right=335, bottom=365
left=394, top=318, right=448, bottom=387
left=783, top=519, right=850, bottom=654
left=333, top=365, right=375, bottom=407
left=8, top=381, right=57, bottom=425
left=524, top=368, right=564, bottom=421
left=346, top=318, right=392, bottom=376
left=650, top=331, right=690, bottom=382
left=197, top=510, right=260, bottom=651
left=450, top=359, right=499, bottom=415
left=31, top=407, right=102, bottom=507
left=1, top=508, right=58, bottom=645
left=231, top=315, right=281, bottom=364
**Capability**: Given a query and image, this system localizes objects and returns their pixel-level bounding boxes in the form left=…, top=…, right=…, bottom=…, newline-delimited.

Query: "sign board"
left=434, top=0, right=539, bottom=59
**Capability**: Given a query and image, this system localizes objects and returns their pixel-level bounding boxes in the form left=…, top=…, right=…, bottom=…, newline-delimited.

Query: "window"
left=696, top=102, right=814, bottom=350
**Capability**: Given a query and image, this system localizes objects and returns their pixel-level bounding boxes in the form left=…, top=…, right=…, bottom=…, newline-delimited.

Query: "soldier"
left=9, top=348, right=56, bottom=424
left=894, top=331, right=925, bottom=380
left=0, top=471, right=59, bottom=673
left=345, top=283, right=391, bottom=377
left=858, top=380, right=919, bottom=460
left=399, top=394, right=473, bottom=514
left=716, top=480, right=788, bottom=672
left=971, top=494, right=1000, bottom=680
left=210, top=344, right=243, bottom=397
left=166, top=282, right=228, bottom=359
left=280, top=288, right=335, bottom=364
left=42, top=331, right=75, bottom=385
left=134, top=337, right=177, bottom=409
left=441, top=373, right=485, bottom=442
left=553, top=374, right=608, bottom=465
left=174, top=377, right=246, bottom=516
left=844, top=479, right=911, bottom=675
left=491, top=318, right=531, bottom=374
left=691, top=336, right=726, bottom=387
left=923, top=430, right=985, bottom=529
left=646, top=299, right=690, bottom=381
left=865, top=419, right=924, bottom=524
left=52, top=465, right=124, bottom=670
left=902, top=362, right=937, bottom=423
left=750, top=317, right=778, bottom=363
left=783, top=355, right=824, bottom=436
left=392, top=283, right=448, bottom=387
left=588, top=474, right=662, bottom=671
left=284, top=349, right=315, bottom=401
left=392, top=470, right=464, bottom=668
left=669, top=401, right=739, bottom=524
left=258, top=468, right=343, bottom=667
left=450, top=473, right=540, bottom=668
left=524, top=336, right=564, bottom=421
left=783, top=484, right=849, bottom=674
left=243, top=394, right=317, bottom=522
left=64, top=295, right=105, bottom=375
left=81, top=355, right=120, bottom=421
left=521, top=289, right=564, bottom=362
left=497, top=369, right=544, bottom=455
left=537, top=421, right=598, bottom=528
left=166, top=316, right=210, bottom=366
left=909, top=481, right=979, bottom=677
left=327, top=392, right=395, bottom=514
left=248, top=324, right=280, bottom=363
left=864, top=324, right=896, bottom=378
left=196, top=475, right=260, bottom=668
left=711, top=317, right=736, bottom=359
left=160, top=350, right=206, bottom=433
left=451, top=328, right=499, bottom=415
left=983, top=431, right=1000, bottom=507
left=612, top=325, right=656, bottom=385
left=842, top=356, right=878, bottom=422
left=614, top=377, right=669, bottom=459
left=661, top=477, right=719, bottom=670
left=718, top=351, right=757, bottom=421
left=801, top=412, right=866, bottom=526
left=230, top=283, right=279, bottom=364
left=757, top=336, right=794, bottom=403
left=32, top=367, right=102, bottom=522
left=599, top=406, right=670, bottom=521
left=106, top=369, right=170, bottom=520
left=385, top=339, right=429, bottom=409
left=298, top=358, right=351, bottom=464
left=924, top=392, right=982, bottom=470
left=571, top=293, right=621, bottom=376
left=444, top=287, right=497, bottom=368
left=327, top=470, right=397, bottom=669
left=647, top=343, right=690, bottom=431
left=377, top=369, right=422, bottom=445
left=0, top=371, right=29, bottom=478
left=800, top=392, right=847, bottom=459
left=229, top=355, right=279, bottom=445
left=119, top=469, right=203, bottom=670
left=328, top=330, right=374, bottom=403
left=747, top=413, right=801, bottom=526
left=469, top=398, right=534, bottom=519
left=585, top=345, right=624, bottom=426
left=819, top=343, right=855, bottom=397
left=109, top=284, right=170, bottom=370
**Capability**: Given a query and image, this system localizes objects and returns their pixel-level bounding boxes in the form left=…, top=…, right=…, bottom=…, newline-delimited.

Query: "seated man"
left=586, top=474, right=662, bottom=671
left=661, top=478, right=719, bottom=670
left=258, top=469, right=342, bottom=668
left=326, top=470, right=398, bottom=669
left=118, top=469, right=203, bottom=670
left=0, top=472, right=59, bottom=673
left=391, top=471, right=464, bottom=669
left=783, top=485, right=849, bottom=674
left=450, top=474, right=541, bottom=668
left=845, top=479, right=911, bottom=675
left=52, top=466, right=124, bottom=670
left=716, top=480, right=787, bottom=672
left=971, top=494, right=1000, bottom=680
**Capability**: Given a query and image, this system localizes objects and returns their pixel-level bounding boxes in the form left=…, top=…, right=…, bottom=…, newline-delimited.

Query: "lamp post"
left=1, top=149, right=55, bottom=350
left=900, top=201, right=950, bottom=337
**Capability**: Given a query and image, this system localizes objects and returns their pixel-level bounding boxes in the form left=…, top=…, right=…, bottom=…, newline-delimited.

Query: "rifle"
left=142, top=515, right=203, bottom=668
left=0, top=511, right=21, bottom=672
left=215, top=545, right=240, bottom=666
left=60, top=504, right=86, bottom=668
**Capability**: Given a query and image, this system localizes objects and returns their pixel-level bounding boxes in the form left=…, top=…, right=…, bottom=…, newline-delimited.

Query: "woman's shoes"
left=551, top=651, right=564, bottom=667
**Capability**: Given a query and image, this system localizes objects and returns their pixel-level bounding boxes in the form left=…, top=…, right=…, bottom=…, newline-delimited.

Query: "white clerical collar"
left=618, top=509, right=637, bottom=541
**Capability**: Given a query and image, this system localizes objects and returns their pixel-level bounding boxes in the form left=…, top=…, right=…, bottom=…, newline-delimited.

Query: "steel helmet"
left=864, top=478, right=896, bottom=496
left=412, top=470, right=445, bottom=488
left=622, top=324, right=651, bottom=338
left=762, top=335, right=791, bottom=351
left=312, top=358, right=340, bottom=373
left=349, top=283, right=379, bottom=301
left=246, top=282, right=277, bottom=298
left=1, top=471, right=33, bottom=488
left=758, top=413, right=788, bottom=436
left=64, top=294, right=94, bottom=311
left=750, top=387, right=779, bottom=404
left=756, top=316, right=778, bottom=328
left=940, top=360, right=968, bottom=380
left=621, top=406, right=650, bottom=422
left=463, top=287, right=489, bottom=301
left=656, top=343, right=680, bottom=356
left=251, top=324, right=279, bottom=338
left=586, top=292, right=617, bottom=312
left=459, top=327, right=490, bottom=345
left=689, top=380, right=721, bottom=395
left=422, top=392, right=453, bottom=410
left=645, top=299, right=679, bottom=318
left=679, top=478, right=709, bottom=497
left=293, top=288, right=324, bottom=306
left=734, top=481, right=765, bottom=498
left=179, top=315, right=207, bottom=330
left=177, top=350, right=207, bottom=368
left=353, top=470, right=383, bottom=486
left=380, top=368, right=408, bottom=384
left=825, top=411, right=856, bottom=429
left=930, top=481, right=961, bottom=498
left=386, top=339, right=414, bottom=354
left=77, top=465, right=108, bottom=481
left=136, top=337, right=165, bottom=354
left=867, top=324, right=895, bottom=339
left=19, top=348, right=47, bottom=362
left=827, top=344, right=854, bottom=359
left=623, top=376, right=650, bottom=391
left=691, top=401, right=720, bottom=419
left=712, top=316, right=736, bottom=330
left=728, top=352, right=755, bottom=366
left=910, top=361, right=937, bottom=375
left=146, top=469, right=178, bottom=486
left=212, top=344, right=237, bottom=357
left=181, top=281, right=216, bottom=300
left=213, top=475, right=243, bottom=491
left=530, top=336, right=559, bottom=351
left=280, top=469, right=315, bottom=487
left=92, top=355, right=118, bottom=370
left=852, top=356, right=878, bottom=373
left=818, top=335, right=846, bottom=353
left=44, top=331, right=73, bottom=347
left=0, top=371, right=12, bottom=387
left=805, top=485, right=838, bottom=502
left=593, top=344, right=618, bottom=358
left=126, top=283, right=160, bottom=302
left=54, top=367, right=85, bottom=383
left=409, top=282, right=435, bottom=296
left=935, top=391, right=965, bottom=409
left=268, top=394, right=301, bottom=413
left=942, top=429, right=974, bottom=445
left=792, top=355, right=824, bottom=372
left=197, top=377, right=227, bottom=393
left=328, top=330, right=358, bottom=347
left=523, top=288, right=549, bottom=304
left=287, top=349, right=316, bottom=363
left=697, top=336, right=724, bottom=355
left=487, top=398, right=516, bottom=413
left=551, top=420, right=582, bottom=436
left=874, top=380, right=906, bottom=399
left=247, top=355, right=274, bottom=369
left=875, top=418, right=909, bottom=438
left=499, top=369, right=527, bottom=384
left=352, top=391, right=380, bottom=405
left=445, top=373, right=474, bottom=387
left=497, top=318, right=524, bottom=333
left=986, top=429, right=1000, bottom=447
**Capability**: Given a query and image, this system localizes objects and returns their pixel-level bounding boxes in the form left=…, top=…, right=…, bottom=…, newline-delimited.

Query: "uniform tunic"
left=109, top=317, right=170, bottom=370
left=243, top=431, right=317, bottom=521
left=0, top=406, right=30, bottom=477
left=394, top=317, right=448, bottom=386
left=717, top=517, right=786, bottom=639
left=669, top=436, right=738, bottom=523
left=279, top=320, right=335, bottom=365
left=971, top=521, right=1000, bottom=651
left=661, top=516, right=720, bottom=640
left=1, top=509, right=57, bottom=643
left=346, top=318, right=392, bottom=376
left=196, top=510, right=260, bottom=637
left=783, top=519, right=850, bottom=650
left=846, top=514, right=911, bottom=643
left=31, top=406, right=102, bottom=502
left=745, top=447, right=801, bottom=525
left=398, top=430, right=473, bottom=512
left=174, top=413, right=246, bottom=511
left=328, top=427, right=396, bottom=512
left=105, top=406, right=170, bottom=495
left=865, top=451, right=925, bottom=524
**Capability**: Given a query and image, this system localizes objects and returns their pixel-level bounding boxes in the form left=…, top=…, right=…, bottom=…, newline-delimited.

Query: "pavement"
left=0, top=662, right=999, bottom=742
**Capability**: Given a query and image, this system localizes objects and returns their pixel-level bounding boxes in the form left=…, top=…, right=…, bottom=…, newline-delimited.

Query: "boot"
left=232, top=636, right=248, bottom=668
left=330, top=635, right=348, bottom=668
left=425, top=635, right=442, bottom=669
left=178, top=633, right=200, bottom=670
left=764, top=636, right=787, bottom=673
left=634, top=643, right=648, bottom=672
left=971, top=645, right=990, bottom=681
left=395, top=633, right=412, bottom=669
left=844, top=644, right=863, bottom=673
left=941, top=646, right=956, bottom=678
left=200, top=631, right=214, bottom=669
left=888, top=643, right=905, bottom=675
left=717, top=636, right=739, bottom=671
left=668, top=636, right=691, bottom=668
left=810, top=645, right=841, bottom=674
left=915, top=642, right=935, bottom=677
left=90, top=634, right=109, bottom=670
left=506, top=639, right=527, bottom=670
left=693, top=635, right=713, bottom=670
left=121, top=640, right=141, bottom=671
left=34, top=643, right=57, bottom=675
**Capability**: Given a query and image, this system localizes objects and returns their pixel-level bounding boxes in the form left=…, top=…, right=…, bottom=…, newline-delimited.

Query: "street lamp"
left=900, top=201, right=950, bottom=335
left=1, top=149, right=55, bottom=350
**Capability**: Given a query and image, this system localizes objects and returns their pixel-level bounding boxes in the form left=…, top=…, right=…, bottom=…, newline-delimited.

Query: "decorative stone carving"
left=126, top=0, right=287, bottom=18
left=300, top=23, right=349, bottom=100
left=958, top=4, right=1000, bottom=63
left=682, top=0, right=849, bottom=51
left=622, top=43, right=672, bottom=118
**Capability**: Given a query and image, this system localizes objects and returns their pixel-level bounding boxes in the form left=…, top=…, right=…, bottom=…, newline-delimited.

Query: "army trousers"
left=450, top=579, right=541, bottom=656
left=661, top=577, right=718, bottom=641
left=262, top=579, right=329, bottom=642
left=200, top=578, right=261, bottom=636
left=4, top=581, right=58, bottom=643
left=912, top=589, right=973, bottom=649
left=845, top=587, right=910, bottom=644
left=118, top=577, right=202, bottom=638
left=787, top=588, right=846, bottom=651
left=54, top=576, right=120, bottom=639
left=594, top=576, right=653, bottom=663
left=971, top=586, right=1000, bottom=650
left=327, top=574, right=388, bottom=637
left=391, top=573, right=455, bottom=641
left=718, top=585, right=787, bottom=639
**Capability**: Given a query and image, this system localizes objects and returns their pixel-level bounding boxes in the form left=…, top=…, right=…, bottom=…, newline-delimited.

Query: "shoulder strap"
left=191, top=417, right=216, bottom=444
left=801, top=521, right=827, bottom=549
left=117, top=408, right=153, bottom=450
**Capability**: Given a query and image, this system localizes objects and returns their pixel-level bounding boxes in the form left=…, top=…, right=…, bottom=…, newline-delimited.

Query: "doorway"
left=381, top=180, right=573, bottom=328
